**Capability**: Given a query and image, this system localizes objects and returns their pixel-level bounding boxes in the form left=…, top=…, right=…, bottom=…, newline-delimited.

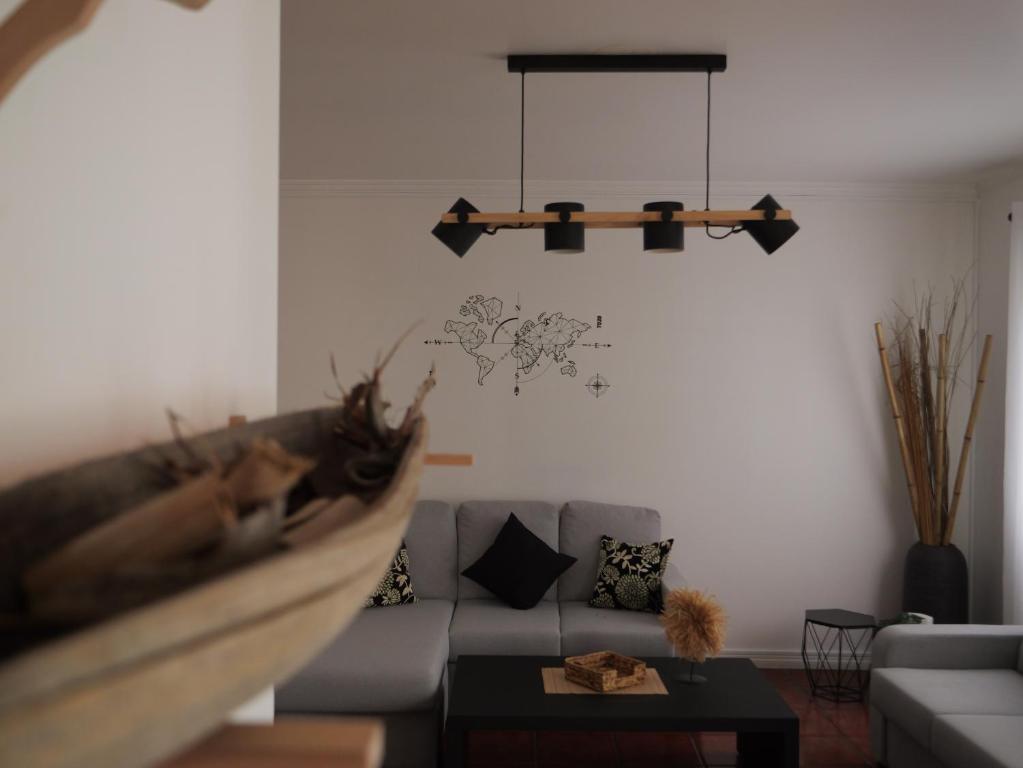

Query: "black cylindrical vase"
left=544, top=202, right=585, bottom=253
left=902, top=542, right=968, bottom=623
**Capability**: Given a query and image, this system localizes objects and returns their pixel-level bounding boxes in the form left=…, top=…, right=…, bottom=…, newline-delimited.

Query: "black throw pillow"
left=462, top=513, right=576, bottom=610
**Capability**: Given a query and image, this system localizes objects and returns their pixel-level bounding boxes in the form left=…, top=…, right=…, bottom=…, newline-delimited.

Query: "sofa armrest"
left=660, top=560, right=686, bottom=603
left=872, top=624, right=1023, bottom=670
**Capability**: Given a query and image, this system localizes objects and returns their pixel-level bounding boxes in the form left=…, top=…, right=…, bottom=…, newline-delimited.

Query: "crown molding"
left=975, top=159, right=1023, bottom=191
left=281, top=178, right=977, bottom=203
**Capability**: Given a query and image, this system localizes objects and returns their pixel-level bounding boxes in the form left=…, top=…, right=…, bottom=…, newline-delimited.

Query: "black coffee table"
left=445, top=656, right=798, bottom=767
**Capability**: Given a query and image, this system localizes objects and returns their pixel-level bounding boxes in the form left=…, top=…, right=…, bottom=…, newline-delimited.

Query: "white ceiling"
left=281, top=0, right=1023, bottom=184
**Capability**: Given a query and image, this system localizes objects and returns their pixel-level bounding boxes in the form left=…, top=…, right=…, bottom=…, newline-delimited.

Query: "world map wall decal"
left=423, top=294, right=612, bottom=397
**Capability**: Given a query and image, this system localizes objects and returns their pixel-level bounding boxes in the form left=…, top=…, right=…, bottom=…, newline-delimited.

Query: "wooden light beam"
left=439, top=209, right=793, bottom=229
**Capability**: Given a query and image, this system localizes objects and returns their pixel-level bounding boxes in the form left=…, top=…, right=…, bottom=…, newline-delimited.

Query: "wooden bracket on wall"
left=0, top=0, right=210, bottom=107
left=424, top=453, right=473, bottom=467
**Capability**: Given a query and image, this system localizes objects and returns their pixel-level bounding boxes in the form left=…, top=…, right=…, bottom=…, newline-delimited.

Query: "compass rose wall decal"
left=586, top=374, right=611, bottom=399
left=431, top=54, right=799, bottom=258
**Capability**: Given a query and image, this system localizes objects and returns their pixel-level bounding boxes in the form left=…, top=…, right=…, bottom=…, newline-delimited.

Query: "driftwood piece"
left=0, top=0, right=102, bottom=106
left=224, top=438, right=316, bottom=509
left=22, top=439, right=315, bottom=621
left=0, top=417, right=427, bottom=768
left=283, top=496, right=369, bottom=549
left=23, top=473, right=234, bottom=600
left=283, top=498, right=332, bottom=532
left=944, top=334, right=993, bottom=544
left=0, top=0, right=211, bottom=108
left=215, top=499, right=286, bottom=560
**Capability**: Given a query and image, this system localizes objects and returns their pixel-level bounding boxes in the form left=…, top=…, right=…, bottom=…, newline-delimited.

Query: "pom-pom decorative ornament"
left=660, top=588, right=727, bottom=684
left=431, top=54, right=798, bottom=257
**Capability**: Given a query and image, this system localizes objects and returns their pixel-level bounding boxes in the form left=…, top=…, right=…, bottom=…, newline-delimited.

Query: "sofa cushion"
left=560, top=601, right=673, bottom=657
left=457, top=501, right=559, bottom=601
left=449, top=599, right=561, bottom=660
left=462, top=513, right=576, bottom=610
left=871, top=668, right=1023, bottom=749
left=558, top=501, right=661, bottom=602
left=275, top=599, right=453, bottom=713
left=406, top=500, right=457, bottom=600
left=932, top=715, right=1023, bottom=768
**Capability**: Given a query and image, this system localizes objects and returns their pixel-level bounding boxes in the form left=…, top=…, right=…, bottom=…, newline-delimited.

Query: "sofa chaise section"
left=870, top=624, right=1023, bottom=768
left=276, top=500, right=457, bottom=768
left=275, top=599, right=453, bottom=713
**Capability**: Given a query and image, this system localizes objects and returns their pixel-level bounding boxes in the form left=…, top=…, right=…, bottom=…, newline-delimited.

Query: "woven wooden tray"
left=564, top=651, right=647, bottom=692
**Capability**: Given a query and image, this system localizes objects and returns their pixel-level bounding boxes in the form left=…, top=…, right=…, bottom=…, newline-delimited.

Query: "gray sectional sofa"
left=276, top=499, right=683, bottom=768
left=870, top=624, right=1023, bottom=768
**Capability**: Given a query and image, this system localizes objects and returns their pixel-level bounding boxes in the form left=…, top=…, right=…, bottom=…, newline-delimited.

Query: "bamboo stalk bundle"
left=944, top=334, right=993, bottom=544
left=935, top=334, right=947, bottom=535
left=874, top=274, right=990, bottom=547
left=874, top=322, right=922, bottom=539
left=896, top=332, right=933, bottom=542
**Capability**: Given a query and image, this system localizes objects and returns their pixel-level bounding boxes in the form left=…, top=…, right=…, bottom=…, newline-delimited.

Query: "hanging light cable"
left=484, top=69, right=534, bottom=235
left=704, top=70, right=742, bottom=241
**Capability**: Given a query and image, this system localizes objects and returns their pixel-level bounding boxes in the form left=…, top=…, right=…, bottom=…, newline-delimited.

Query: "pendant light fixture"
left=431, top=54, right=798, bottom=257
left=643, top=201, right=685, bottom=252
left=544, top=202, right=585, bottom=253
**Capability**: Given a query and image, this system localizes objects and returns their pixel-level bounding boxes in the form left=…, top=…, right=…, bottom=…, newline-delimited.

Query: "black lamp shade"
left=432, top=198, right=484, bottom=257
left=544, top=202, right=585, bottom=253
left=744, top=194, right=799, bottom=255
left=643, top=201, right=684, bottom=252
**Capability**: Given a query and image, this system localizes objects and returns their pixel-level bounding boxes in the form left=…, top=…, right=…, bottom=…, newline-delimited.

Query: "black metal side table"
left=801, top=609, right=877, bottom=703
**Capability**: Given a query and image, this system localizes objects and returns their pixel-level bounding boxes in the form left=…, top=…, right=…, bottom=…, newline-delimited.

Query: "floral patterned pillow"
left=364, top=542, right=417, bottom=608
left=589, top=535, right=674, bottom=613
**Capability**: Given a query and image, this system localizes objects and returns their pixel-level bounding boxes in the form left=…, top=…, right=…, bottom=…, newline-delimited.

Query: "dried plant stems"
left=898, top=330, right=934, bottom=542
left=660, top=588, right=727, bottom=663
left=875, top=322, right=923, bottom=540
left=876, top=270, right=990, bottom=546
left=943, top=334, right=993, bottom=545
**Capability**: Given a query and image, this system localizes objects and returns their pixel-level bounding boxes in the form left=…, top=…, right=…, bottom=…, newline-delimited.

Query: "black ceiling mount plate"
left=506, top=54, right=727, bottom=74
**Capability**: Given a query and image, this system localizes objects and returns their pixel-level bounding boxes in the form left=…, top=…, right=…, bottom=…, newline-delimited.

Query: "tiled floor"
left=460, top=669, right=874, bottom=767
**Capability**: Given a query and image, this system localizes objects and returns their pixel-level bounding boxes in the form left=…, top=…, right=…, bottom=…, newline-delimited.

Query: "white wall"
left=974, top=169, right=1023, bottom=623
left=0, top=0, right=280, bottom=486
left=279, top=180, right=977, bottom=657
